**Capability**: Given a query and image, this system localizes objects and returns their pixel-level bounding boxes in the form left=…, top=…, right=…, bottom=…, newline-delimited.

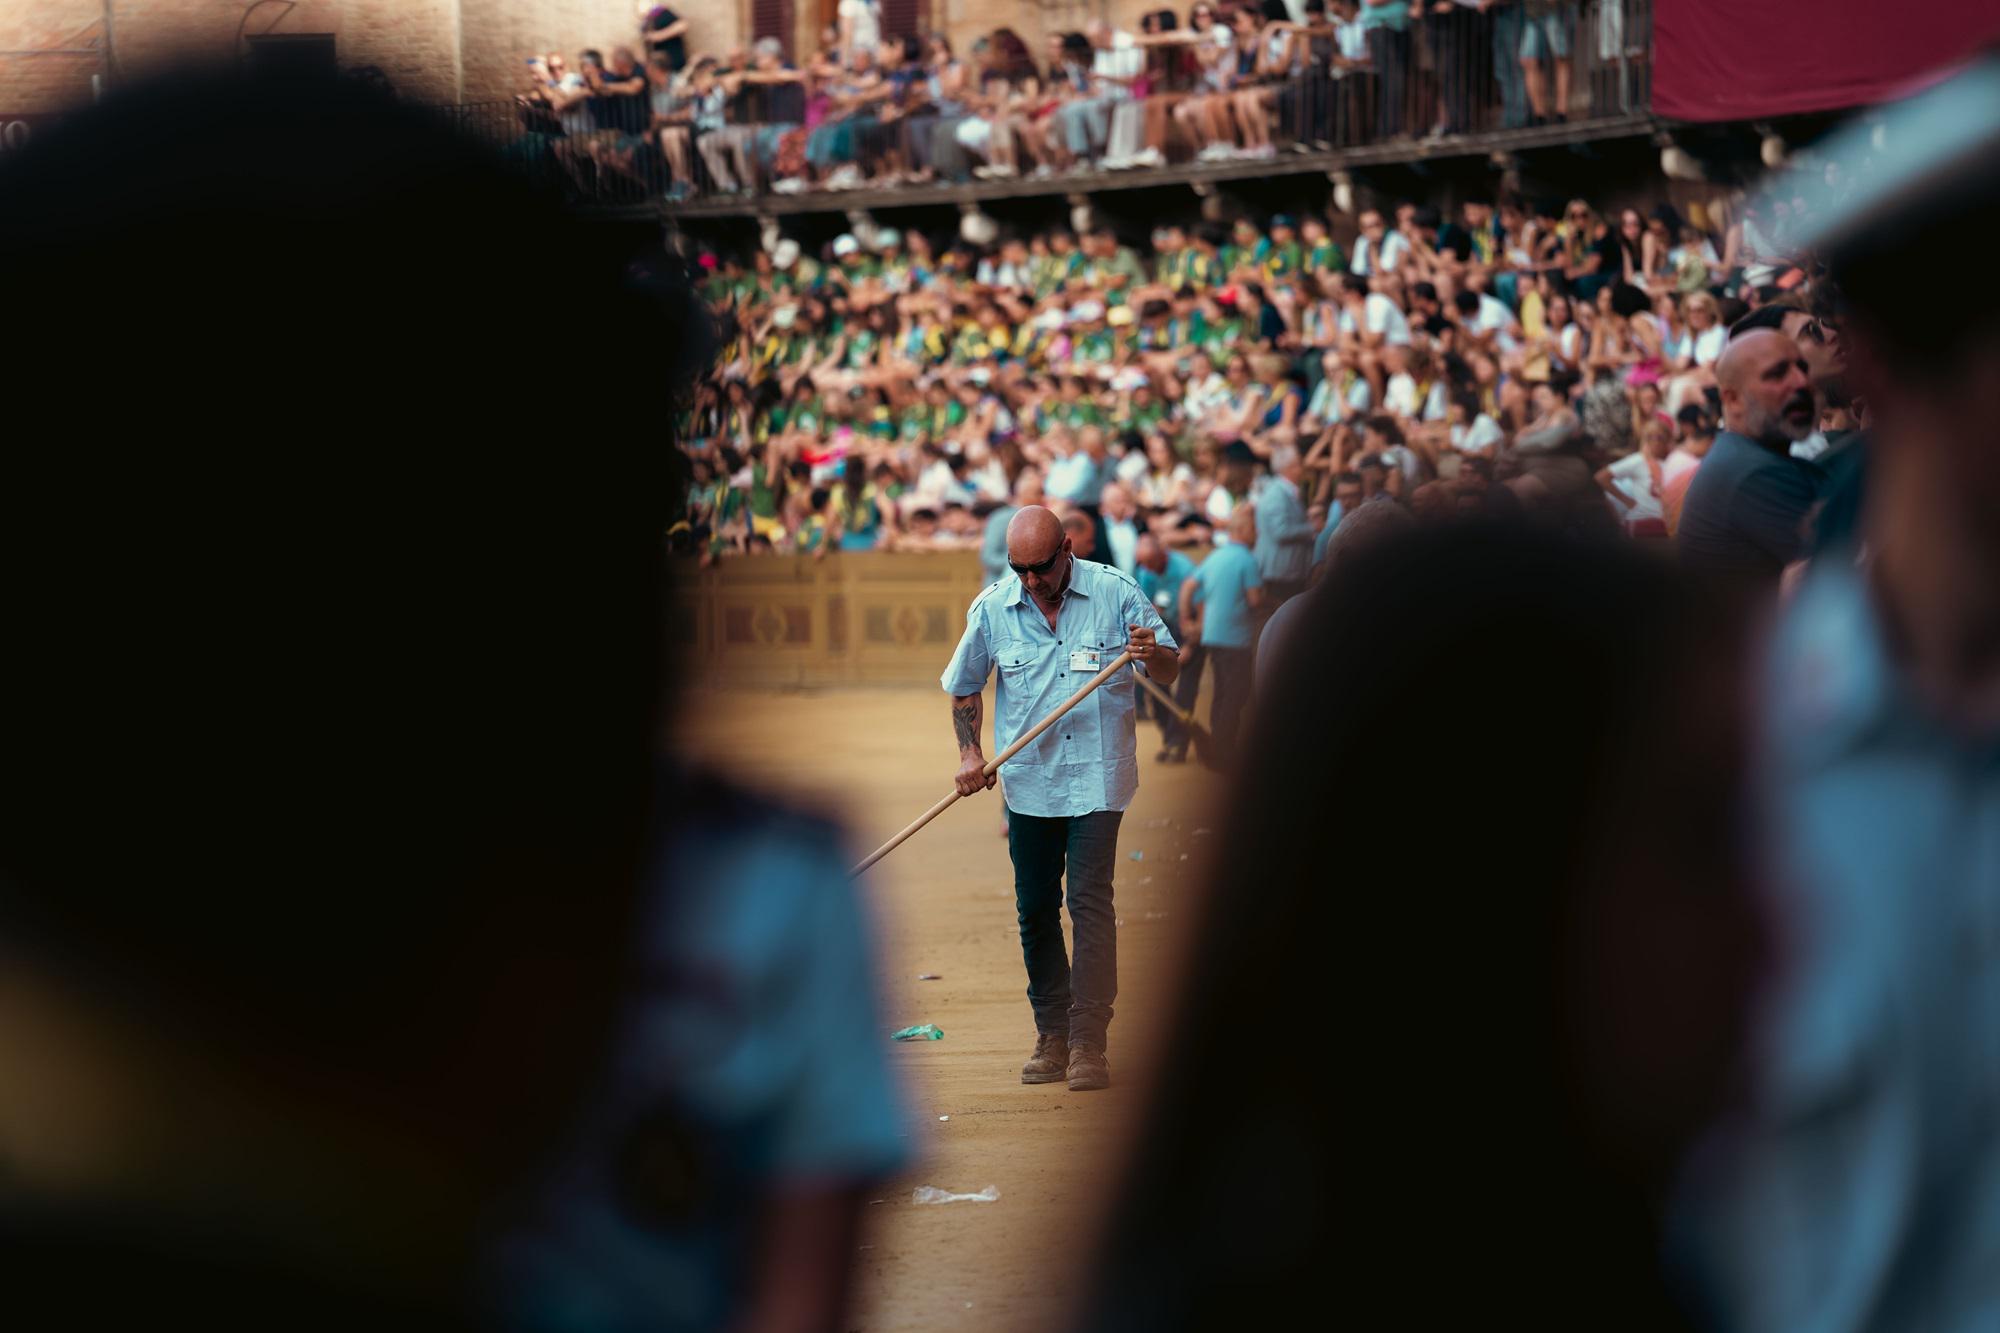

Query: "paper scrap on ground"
left=912, top=1184, right=1000, bottom=1205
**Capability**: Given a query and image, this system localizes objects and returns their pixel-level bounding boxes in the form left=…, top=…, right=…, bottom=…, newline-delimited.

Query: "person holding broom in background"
left=941, top=505, right=1178, bottom=1093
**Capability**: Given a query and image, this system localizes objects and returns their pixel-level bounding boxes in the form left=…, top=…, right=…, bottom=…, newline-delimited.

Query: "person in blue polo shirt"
left=941, top=506, right=1179, bottom=1094
left=1134, top=532, right=1198, bottom=762
left=1180, top=507, right=1263, bottom=767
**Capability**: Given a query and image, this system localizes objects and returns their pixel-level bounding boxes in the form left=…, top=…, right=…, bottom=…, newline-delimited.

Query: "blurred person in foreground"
left=1084, top=523, right=1766, bottom=1331
left=0, top=71, right=904, bottom=1331
left=1671, top=59, right=2000, bottom=1333
left=1255, top=494, right=1415, bottom=690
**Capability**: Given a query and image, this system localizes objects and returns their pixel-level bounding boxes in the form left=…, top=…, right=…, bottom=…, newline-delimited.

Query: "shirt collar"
left=1002, top=554, right=1091, bottom=607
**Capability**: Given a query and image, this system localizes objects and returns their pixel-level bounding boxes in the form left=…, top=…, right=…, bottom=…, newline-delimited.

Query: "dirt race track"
left=679, top=683, right=1223, bottom=1331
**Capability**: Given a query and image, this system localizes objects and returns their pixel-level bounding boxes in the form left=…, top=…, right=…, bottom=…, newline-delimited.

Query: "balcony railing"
left=449, top=0, right=1652, bottom=214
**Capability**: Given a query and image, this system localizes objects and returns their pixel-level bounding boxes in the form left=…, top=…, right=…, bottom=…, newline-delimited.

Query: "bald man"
left=1676, top=327, right=1827, bottom=582
left=940, top=505, right=1180, bottom=1092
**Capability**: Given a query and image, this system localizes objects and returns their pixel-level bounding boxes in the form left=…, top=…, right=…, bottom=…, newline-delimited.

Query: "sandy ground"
left=678, top=683, right=1222, bottom=1332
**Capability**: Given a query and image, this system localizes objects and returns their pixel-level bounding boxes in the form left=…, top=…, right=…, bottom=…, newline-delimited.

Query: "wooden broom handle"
left=1131, top=668, right=1195, bottom=725
left=849, top=651, right=1135, bottom=877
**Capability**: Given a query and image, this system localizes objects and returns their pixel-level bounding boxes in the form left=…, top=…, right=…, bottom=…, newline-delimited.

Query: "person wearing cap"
left=1263, top=215, right=1304, bottom=279
left=1671, top=59, right=2000, bottom=1333
left=1071, top=301, right=1116, bottom=374
left=941, top=505, right=1179, bottom=1093
left=752, top=303, right=808, bottom=376
left=1220, top=218, right=1266, bottom=282
left=873, top=228, right=911, bottom=292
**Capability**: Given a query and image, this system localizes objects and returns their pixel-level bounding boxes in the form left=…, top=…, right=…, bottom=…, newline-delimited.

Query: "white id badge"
left=1069, top=648, right=1104, bottom=673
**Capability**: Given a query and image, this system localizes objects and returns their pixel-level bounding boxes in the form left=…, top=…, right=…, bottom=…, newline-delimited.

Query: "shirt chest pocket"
left=994, top=638, right=1046, bottom=728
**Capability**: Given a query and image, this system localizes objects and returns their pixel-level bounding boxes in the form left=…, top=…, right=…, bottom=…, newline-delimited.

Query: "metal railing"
left=1281, top=0, right=1651, bottom=148
left=451, top=0, right=1651, bottom=212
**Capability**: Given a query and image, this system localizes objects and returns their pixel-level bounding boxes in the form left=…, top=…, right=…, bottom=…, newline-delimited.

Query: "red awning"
left=1652, top=0, right=2000, bottom=122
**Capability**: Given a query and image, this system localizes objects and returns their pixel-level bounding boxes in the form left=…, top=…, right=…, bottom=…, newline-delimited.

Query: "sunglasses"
left=1010, top=547, right=1065, bottom=577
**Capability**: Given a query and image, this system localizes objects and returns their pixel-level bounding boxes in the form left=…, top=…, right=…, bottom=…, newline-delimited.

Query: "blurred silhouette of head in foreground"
left=1085, top=523, right=1767, bottom=1332
left=0, top=69, right=706, bottom=1319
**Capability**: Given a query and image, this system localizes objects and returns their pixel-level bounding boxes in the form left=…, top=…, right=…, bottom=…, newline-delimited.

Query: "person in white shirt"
left=1180, top=350, right=1233, bottom=422
left=1382, top=345, right=1448, bottom=424
left=1061, top=21, right=1140, bottom=162
left=1347, top=209, right=1411, bottom=277
left=1303, top=349, right=1373, bottom=427
left=1595, top=418, right=1674, bottom=530
left=1330, top=0, right=1371, bottom=85
left=1461, top=288, right=1521, bottom=355
left=837, top=0, right=881, bottom=66
left=1664, top=289, right=1727, bottom=414
left=1447, top=389, right=1504, bottom=456
left=1336, top=273, right=1412, bottom=347
left=1337, top=271, right=1411, bottom=391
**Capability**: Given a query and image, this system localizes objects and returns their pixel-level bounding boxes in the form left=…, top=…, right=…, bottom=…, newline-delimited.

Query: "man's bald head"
left=1007, top=505, right=1065, bottom=564
left=1228, top=506, right=1257, bottom=545
left=1718, top=328, right=1816, bottom=446
left=1007, top=505, right=1072, bottom=604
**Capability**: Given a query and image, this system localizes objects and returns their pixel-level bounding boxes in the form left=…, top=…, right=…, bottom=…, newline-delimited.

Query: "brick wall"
left=0, top=0, right=110, bottom=115
left=2, top=0, right=1156, bottom=117
left=0, top=0, right=692, bottom=111
left=456, top=0, right=763, bottom=104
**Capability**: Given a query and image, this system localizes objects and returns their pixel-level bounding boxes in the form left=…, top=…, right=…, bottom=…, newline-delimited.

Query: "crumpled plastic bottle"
left=912, top=1185, right=1000, bottom=1205
left=891, top=1023, right=944, bottom=1041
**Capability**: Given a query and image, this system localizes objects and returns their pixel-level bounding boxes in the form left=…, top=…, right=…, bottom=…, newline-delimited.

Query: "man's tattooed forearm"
left=953, top=697, right=980, bottom=750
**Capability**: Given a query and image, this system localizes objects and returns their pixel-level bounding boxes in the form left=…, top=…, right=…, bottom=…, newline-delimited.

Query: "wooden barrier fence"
left=674, top=551, right=990, bottom=688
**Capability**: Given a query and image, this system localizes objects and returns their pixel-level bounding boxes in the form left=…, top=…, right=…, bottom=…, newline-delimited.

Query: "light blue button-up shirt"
left=1254, top=475, right=1314, bottom=584
left=1672, top=557, right=2000, bottom=1333
left=941, top=557, right=1176, bottom=819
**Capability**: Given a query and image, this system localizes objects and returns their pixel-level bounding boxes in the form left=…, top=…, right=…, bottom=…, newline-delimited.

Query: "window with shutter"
left=880, top=0, right=929, bottom=41
left=752, top=0, right=796, bottom=57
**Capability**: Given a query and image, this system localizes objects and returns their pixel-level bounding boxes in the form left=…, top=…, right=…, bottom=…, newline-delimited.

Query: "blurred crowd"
left=513, top=0, right=1649, bottom=201
left=676, top=180, right=1834, bottom=571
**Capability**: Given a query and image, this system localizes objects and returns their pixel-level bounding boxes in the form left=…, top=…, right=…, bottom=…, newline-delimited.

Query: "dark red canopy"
left=1652, top=0, right=2000, bottom=122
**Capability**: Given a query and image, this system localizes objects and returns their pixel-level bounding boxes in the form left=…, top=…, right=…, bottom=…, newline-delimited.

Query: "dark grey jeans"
left=1006, top=808, right=1122, bottom=1049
